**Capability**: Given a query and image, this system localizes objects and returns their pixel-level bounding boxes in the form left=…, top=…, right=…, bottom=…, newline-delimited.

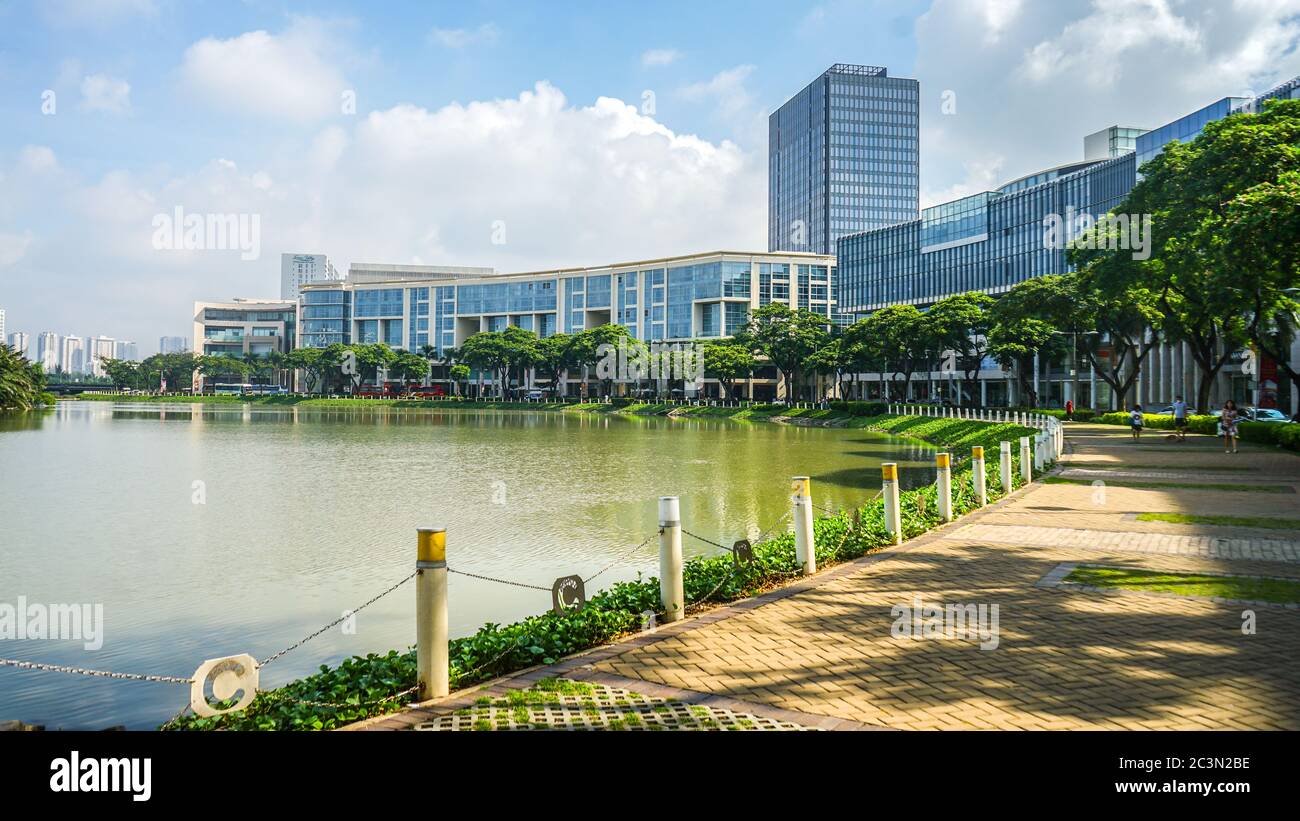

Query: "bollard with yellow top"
left=972, top=446, right=987, bottom=507
left=415, top=527, right=449, bottom=701
left=791, top=476, right=816, bottom=575
left=881, top=463, right=902, bottom=545
left=935, top=452, right=953, bottom=522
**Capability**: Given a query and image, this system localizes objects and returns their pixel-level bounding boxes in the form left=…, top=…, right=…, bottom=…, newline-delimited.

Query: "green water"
left=0, top=402, right=936, bottom=728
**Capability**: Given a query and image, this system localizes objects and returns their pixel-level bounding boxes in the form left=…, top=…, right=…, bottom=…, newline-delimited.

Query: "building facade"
left=7, top=331, right=29, bottom=357
left=60, top=336, right=85, bottom=374
left=832, top=74, right=1300, bottom=411
left=769, top=64, right=919, bottom=256
left=300, top=251, right=837, bottom=398
left=280, top=253, right=342, bottom=301
left=36, top=332, right=59, bottom=372
left=192, top=299, right=297, bottom=390
left=85, top=336, right=116, bottom=377
left=159, top=336, right=189, bottom=354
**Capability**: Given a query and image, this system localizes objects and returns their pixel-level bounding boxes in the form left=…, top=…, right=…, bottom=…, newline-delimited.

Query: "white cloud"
left=0, top=81, right=765, bottom=351
left=641, top=48, right=681, bottom=68
left=20, top=145, right=59, bottom=173
left=679, top=65, right=756, bottom=113
left=0, top=231, right=34, bottom=267
left=178, top=22, right=346, bottom=120
left=428, top=23, right=500, bottom=49
left=914, top=0, right=1300, bottom=206
left=80, top=73, right=131, bottom=114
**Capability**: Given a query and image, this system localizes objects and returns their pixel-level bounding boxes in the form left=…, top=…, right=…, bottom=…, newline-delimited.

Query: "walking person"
left=1172, top=395, right=1188, bottom=442
left=1129, top=404, right=1144, bottom=441
left=1220, top=400, right=1240, bottom=454
left=1064, top=398, right=1074, bottom=421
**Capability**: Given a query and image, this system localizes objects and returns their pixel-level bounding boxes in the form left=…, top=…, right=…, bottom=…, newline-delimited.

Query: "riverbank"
left=166, top=411, right=1043, bottom=731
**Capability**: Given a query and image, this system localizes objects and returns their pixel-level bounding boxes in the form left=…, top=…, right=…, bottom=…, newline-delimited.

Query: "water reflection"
left=1, top=401, right=937, bottom=728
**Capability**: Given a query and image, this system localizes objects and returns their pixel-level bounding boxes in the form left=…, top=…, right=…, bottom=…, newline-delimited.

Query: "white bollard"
left=1034, top=432, right=1045, bottom=471
left=416, top=527, right=449, bottom=701
left=882, top=463, right=902, bottom=545
left=972, top=446, right=987, bottom=506
left=791, top=477, right=816, bottom=575
left=1020, top=436, right=1033, bottom=483
left=1000, top=441, right=1013, bottom=494
left=658, top=496, right=685, bottom=623
left=936, top=453, right=953, bottom=522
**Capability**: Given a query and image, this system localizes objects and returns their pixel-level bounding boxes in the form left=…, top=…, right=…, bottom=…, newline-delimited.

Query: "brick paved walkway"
left=354, top=423, right=1300, bottom=731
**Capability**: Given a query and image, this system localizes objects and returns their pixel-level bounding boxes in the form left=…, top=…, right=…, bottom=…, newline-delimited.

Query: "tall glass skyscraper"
left=768, top=64, right=920, bottom=255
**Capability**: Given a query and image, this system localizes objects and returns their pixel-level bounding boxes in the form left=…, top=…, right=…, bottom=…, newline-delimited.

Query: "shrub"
left=1097, top=411, right=1218, bottom=435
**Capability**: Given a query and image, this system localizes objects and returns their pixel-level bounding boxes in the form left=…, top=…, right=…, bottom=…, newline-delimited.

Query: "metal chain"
left=686, top=565, right=742, bottom=612
left=447, top=568, right=551, bottom=592
left=260, top=570, right=418, bottom=667
left=0, top=657, right=192, bottom=684
left=584, top=531, right=660, bottom=584
left=681, top=528, right=733, bottom=552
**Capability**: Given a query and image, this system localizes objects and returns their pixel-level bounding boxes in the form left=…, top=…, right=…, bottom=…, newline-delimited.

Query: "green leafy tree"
left=390, top=351, right=431, bottom=386
left=858, top=304, right=933, bottom=401
left=986, top=279, right=1067, bottom=408
left=1094, top=99, right=1300, bottom=409
left=701, top=340, right=754, bottom=399
left=100, top=358, right=140, bottom=391
left=738, top=304, right=830, bottom=401
left=535, top=333, right=583, bottom=396
left=0, top=344, right=48, bottom=410
left=286, top=347, right=325, bottom=394
left=449, top=364, right=470, bottom=397
left=925, top=292, right=994, bottom=406
left=1223, top=165, right=1300, bottom=404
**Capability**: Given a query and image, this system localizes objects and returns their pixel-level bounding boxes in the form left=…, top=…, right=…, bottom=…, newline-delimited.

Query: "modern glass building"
left=298, top=251, right=836, bottom=398
left=191, top=298, right=297, bottom=390
left=300, top=251, right=835, bottom=354
left=832, top=73, right=1300, bottom=411
left=769, top=64, right=919, bottom=255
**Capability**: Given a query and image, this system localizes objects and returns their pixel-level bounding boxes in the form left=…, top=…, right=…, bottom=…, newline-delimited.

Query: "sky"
left=2, top=0, right=1299, bottom=355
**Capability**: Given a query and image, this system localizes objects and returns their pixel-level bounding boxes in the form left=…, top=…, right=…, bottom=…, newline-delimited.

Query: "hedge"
left=1097, top=411, right=1300, bottom=451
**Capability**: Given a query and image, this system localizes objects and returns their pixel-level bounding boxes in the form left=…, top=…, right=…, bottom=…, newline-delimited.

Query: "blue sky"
left=2, top=0, right=1299, bottom=353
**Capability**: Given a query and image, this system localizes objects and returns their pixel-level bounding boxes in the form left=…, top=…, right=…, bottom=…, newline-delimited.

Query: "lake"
left=0, top=401, right=938, bottom=728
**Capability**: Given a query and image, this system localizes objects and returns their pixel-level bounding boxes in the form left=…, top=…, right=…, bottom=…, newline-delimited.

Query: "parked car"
left=524, top=390, right=545, bottom=401
left=1209, top=407, right=1293, bottom=423
left=1150, top=404, right=1197, bottom=416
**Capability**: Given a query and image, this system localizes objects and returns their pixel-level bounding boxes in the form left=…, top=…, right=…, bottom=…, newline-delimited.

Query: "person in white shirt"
left=1129, top=404, right=1144, bottom=440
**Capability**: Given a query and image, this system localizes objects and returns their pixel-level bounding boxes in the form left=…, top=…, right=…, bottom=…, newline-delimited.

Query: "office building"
left=832, top=73, right=1300, bottom=410
left=192, top=298, right=297, bottom=391
left=159, top=336, right=189, bottom=354
left=7, top=331, right=30, bottom=357
left=348, top=262, right=497, bottom=285
left=300, top=250, right=836, bottom=399
left=280, top=253, right=343, bottom=301
left=769, top=64, right=919, bottom=255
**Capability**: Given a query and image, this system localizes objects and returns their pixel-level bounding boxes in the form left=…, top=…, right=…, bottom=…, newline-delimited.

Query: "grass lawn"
left=1136, top=512, right=1300, bottom=531
left=1065, top=566, right=1300, bottom=604
left=1043, top=476, right=1293, bottom=494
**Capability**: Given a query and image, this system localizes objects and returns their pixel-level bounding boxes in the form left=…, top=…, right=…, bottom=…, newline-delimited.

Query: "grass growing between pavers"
left=419, top=676, right=809, bottom=731
left=1136, top=512, right=1300, bottom=531
left=1043, top=476, right=1294, bottom=494
left=1064, top=566, right=1300, bottom=604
